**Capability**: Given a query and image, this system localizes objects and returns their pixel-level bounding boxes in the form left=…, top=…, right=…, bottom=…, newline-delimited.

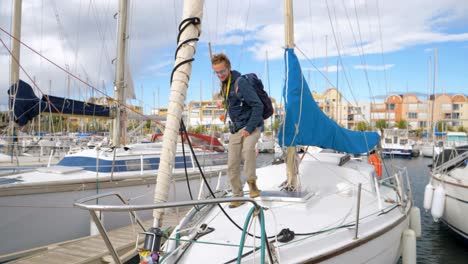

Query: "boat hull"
left=432, top=174, right=468, bottom=244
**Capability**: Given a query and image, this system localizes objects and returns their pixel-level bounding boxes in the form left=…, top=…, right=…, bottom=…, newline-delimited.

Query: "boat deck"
left=3, top=208, right=190, bottom=264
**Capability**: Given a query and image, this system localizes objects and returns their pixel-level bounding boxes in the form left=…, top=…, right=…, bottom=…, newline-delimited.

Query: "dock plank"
left=10, top=208, right=190, bottom=264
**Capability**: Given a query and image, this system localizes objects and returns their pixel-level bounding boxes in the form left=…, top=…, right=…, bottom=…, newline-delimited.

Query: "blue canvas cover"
left=8, top=80, right=110, bottom=127
left=278, top=49, right=379, bottom=154
left=8, top=80, right=48, bottom=126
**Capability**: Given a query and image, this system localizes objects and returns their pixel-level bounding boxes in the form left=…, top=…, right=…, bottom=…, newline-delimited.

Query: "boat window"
left=385, top=138, right=392, bottom=144
left=126, top=159, right=151, bottom=171
left=400, top=139, right=408, bottom=145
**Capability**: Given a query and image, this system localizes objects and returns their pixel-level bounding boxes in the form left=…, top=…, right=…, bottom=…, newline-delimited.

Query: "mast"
left=7, top=0, right=23, bottom=156
left=112, top=0, right=129, bottom=146
left=284, top=0, right=298, bottom=190
left=152, top=0, right=204, bottom=228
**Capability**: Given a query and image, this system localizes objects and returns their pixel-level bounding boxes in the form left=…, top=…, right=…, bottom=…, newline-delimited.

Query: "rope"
left=0, top=26, right=165, bottom=130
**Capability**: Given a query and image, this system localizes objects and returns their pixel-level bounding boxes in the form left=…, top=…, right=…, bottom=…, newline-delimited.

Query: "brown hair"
left=211, top=53, right=231, bottom=69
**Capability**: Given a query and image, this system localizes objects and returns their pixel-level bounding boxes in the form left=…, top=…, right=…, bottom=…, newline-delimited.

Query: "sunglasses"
left=214, top=68, right=228, bottom=75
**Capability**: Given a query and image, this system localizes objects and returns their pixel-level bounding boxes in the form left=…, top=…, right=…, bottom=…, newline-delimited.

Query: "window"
left=126, top=159, right=151, bottom=171
left=419, top=113, right=427, bottom=120
left=408, top=104, right=417, bottom=110
left=387, top=104, right=395, bottom=110
left=407, top=112, right=418, bottom=119
left=418, top=104, right=428, bottom=110
left=419, top=121, right=427, bottom=128
left=385, top=138, right=392, bottom=144
left=453, top=104, right=460, bottom=111
left=444, top=113, right=451, bottom=119
left=400, top=139, right=408, bottom=145
left=441, top=104, right=452, bottom=110
left=452, top=113, right=460, bottom=119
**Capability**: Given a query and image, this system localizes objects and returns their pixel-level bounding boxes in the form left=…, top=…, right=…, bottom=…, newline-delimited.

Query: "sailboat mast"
left=284, top=0, right=294, bottom=48
left=112, top=0, right=129, bottom=146
left=284, top=0, right=298, bottom=187
left=152, top=0, right=204, bottom=228
left=7, top=0, right=23, bottom=155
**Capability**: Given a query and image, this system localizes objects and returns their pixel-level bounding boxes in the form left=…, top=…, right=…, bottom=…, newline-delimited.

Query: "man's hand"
left=241, top=130, right=250, bottom=137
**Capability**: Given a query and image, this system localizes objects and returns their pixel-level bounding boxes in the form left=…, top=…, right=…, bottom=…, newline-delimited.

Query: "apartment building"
left=369, top=93, right=468, bottom=130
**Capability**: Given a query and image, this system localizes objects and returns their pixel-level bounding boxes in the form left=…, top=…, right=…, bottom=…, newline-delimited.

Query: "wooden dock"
left=4, top=208, right=191, bottom=264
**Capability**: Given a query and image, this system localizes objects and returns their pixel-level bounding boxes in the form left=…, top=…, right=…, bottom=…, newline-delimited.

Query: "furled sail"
left=8, top=79, right=110, bottom=127
left=278, top=48, right=379, bottom=154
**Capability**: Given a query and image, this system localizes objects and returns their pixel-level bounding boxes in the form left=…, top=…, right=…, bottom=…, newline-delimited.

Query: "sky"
left=1, top=0, right=468, bottom=114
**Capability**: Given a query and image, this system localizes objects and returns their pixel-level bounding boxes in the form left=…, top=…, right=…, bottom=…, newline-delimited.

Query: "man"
left=211, top=53, right=264, bottom=208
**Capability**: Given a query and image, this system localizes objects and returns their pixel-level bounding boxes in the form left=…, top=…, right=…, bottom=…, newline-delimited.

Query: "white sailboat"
left=75, top=0, right=420, bottom=263
left=424, top=145, right=468, bottom=243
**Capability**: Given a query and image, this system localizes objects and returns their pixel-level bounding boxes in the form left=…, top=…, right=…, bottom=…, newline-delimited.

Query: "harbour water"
left=257, top=153, right=467, bottom=264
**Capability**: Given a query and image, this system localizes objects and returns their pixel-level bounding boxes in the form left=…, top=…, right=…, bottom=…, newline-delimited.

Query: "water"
left=387, top=156, right=468, bottom=264
left=257, top=153, right=467, bottom=263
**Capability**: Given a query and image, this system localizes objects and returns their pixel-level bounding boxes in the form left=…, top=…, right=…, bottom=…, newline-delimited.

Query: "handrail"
left=75, top=193, right=259, bottom=212
left=74, top=192, right=260, bottom=264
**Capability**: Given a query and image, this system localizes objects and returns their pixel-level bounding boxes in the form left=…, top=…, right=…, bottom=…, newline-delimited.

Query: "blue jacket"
left=223, top=70, right=263, bottom=134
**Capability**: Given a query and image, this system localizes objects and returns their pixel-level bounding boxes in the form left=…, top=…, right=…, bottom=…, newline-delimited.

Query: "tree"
left=457, top=126, right=467, bottom=132
left=375, top=119, right=387, bottom=135
left=356, top=121, right=369, bottom=131
left=396, top=119, right=408, bottom=129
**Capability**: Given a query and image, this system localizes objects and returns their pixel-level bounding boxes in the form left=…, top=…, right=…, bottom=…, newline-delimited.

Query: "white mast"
left=152, top=0, right=204, bottom=227
left=284, top=0, right=298, bottom=190
left=7, top=0, right=23, bottom=155
left=112, top=0, right=129, bottom=146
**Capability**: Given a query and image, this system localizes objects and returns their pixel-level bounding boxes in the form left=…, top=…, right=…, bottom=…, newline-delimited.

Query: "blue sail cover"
left=8, top=79, right=110, bottom=127
left=278, top=49, right=379, bottom=154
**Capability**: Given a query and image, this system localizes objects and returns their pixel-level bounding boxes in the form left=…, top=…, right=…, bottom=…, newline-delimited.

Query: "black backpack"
left=236, top=73, right=274, bottom=120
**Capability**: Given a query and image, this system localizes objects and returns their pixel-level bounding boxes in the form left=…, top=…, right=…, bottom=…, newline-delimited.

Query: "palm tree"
left=375, top=119, right=388, bottom=135
left=356, top=121, right=370, bottom=131
left=396, top=119, right=408, bottom=129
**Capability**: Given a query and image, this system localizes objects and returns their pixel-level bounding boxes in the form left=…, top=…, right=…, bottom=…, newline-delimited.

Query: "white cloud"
left=304, top=65, right=342, bottom=73
left=1, top=0, right=468, bottom=108
left=353, top=64, right=395, bottom=71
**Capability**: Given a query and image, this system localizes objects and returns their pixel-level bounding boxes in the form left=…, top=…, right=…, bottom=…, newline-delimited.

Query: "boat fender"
left=277, top=228, right=295, bottom=243
left=423, top=183, right=434, bottom=212
left=430, top=185, right=445, bottom=222
left=409, top=207, right=421, bottom=238
left=401, top=229, right=416, bottom=264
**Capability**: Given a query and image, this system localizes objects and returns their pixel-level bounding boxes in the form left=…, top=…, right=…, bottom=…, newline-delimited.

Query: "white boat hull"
left=166, top=153, right=414, bottom=263
left=431, top=169, right=468, bottom=243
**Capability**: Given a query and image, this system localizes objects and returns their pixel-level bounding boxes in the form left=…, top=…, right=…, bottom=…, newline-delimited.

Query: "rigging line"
left=295, top=46, right=375, bottom=126
left=323, top=0, right=361, bottom=116
left=50, top=0, right=72, bottom=71
left=0, top=26, right=165, bottom=128
left=340, top=0, right=374, bottom=107
left=88, top=0, right=113, bottom=85
left=375, top=0, right=389, bottom=101
left=0, top=38, right=62, bottom=115
left=352, top=0, right=376, bottom=105
left=294, top=46, right=335, bottom=89
left=235, top=0, right=252, bottom=70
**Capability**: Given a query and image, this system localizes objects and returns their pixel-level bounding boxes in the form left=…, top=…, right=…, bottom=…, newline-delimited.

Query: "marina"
left=1, top=0, right=467, bottom=263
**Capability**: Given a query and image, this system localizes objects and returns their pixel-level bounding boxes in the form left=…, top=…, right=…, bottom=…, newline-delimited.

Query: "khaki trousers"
left=228, top=127, right=261, bottom=197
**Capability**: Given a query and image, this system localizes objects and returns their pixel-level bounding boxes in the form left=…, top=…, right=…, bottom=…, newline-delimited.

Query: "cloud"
left=1, top=0, right=468, bottom=109
left=304, top=65, right=342, bottom=73
left=353, top=64, right=395, bottom=71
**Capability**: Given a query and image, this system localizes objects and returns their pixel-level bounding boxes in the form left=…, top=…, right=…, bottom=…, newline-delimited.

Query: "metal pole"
left=354, top=183, right=362, bottom=240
